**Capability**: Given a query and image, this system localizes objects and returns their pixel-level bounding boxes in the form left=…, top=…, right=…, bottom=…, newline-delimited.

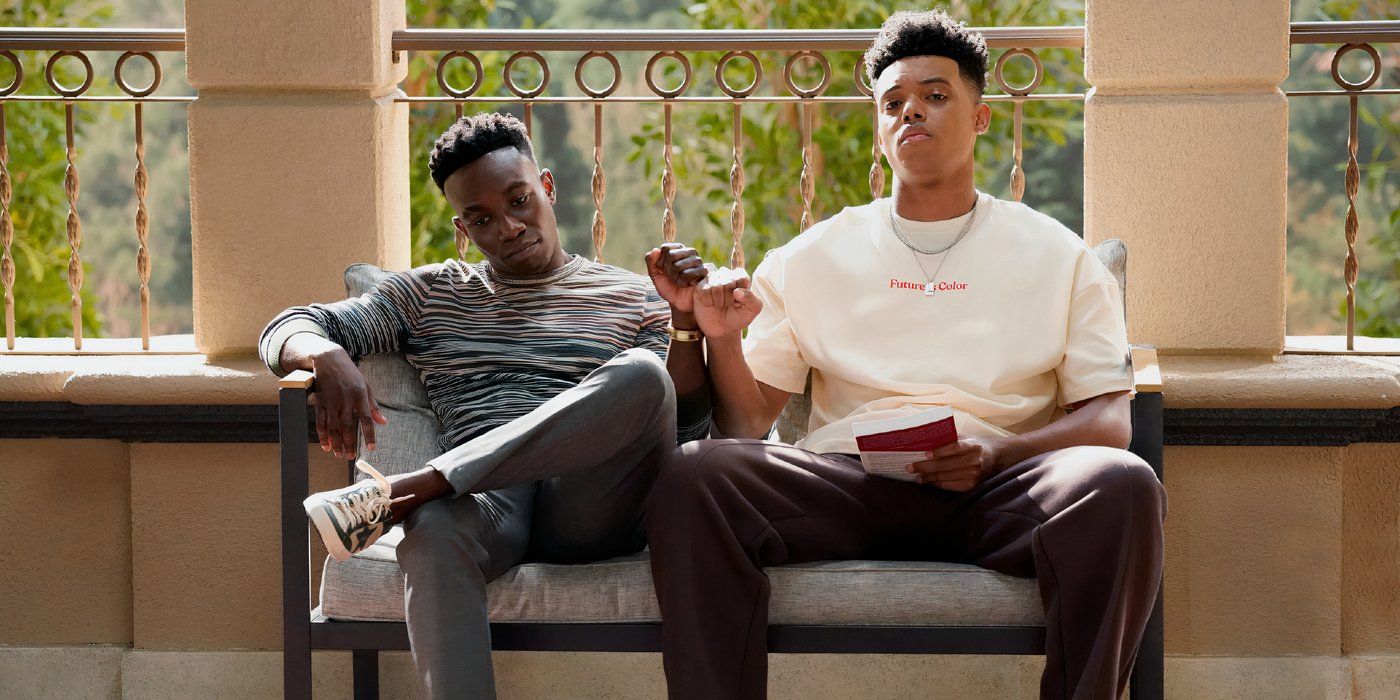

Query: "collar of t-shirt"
left=890, top=205, right=975, bottom=253
left=483, top=253, right=588, bottom=287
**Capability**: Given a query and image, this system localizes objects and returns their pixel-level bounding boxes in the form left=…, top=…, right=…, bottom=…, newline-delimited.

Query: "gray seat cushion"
left=321, top=530, right=1043, bottom=627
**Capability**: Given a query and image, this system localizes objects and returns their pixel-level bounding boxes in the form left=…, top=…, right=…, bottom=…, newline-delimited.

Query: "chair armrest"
left=1127, top=345, right=1164, bottom=481
left=280, top=369, right=316, bottom=390
left=1131, top=346, right=1162, bottom=394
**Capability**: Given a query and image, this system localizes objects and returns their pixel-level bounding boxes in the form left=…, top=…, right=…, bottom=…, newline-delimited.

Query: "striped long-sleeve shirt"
left=259, top=254, right=709, bottom=451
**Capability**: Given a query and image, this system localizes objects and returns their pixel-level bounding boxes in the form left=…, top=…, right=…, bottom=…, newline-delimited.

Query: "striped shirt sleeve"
left=634, top=287, right=670, bottom=359
left=633, top=287, right=711, bottom=443
left=676, top=384, right=712, bottom=444
left=258, top=266, right=438, bottom=377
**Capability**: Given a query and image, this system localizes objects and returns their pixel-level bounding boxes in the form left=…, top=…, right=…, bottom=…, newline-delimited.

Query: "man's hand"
left=694, top=266, right=763, bottom=339
left=308, top=348, right=388, bottom=459
left=645, top=242, right=708, bottom=315
left=908, top=436, right=1005, bottom=491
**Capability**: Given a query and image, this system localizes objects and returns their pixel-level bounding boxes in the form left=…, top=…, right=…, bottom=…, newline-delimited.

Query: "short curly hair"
left=863, top=10, right=989, bottom=97
left=428, top=112, right=535, bottom=191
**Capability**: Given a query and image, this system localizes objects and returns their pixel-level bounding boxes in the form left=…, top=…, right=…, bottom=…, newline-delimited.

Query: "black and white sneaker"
left=303, top=460, right=393, bottom=561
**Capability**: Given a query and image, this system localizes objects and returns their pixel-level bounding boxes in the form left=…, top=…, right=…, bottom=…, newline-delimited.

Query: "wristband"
left=668, top=327, right=704, bottom=342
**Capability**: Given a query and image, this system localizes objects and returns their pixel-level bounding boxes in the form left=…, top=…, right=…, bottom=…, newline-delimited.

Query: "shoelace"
left=331, top=461, right=393, bottom=529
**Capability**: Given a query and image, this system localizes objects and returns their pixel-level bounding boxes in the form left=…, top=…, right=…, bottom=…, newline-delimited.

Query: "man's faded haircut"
left=863, top=10, right=989, bottom=97
left=428, top=112, right=535, bottom=191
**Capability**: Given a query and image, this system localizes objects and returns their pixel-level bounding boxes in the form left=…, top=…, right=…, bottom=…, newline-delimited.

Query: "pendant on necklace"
left=923, top=282, right=936, bottom=297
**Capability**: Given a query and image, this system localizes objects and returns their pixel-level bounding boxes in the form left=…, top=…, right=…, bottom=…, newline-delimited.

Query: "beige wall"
left=0, top=439, right=341, bottom=649
left=185, top=0, right=410, bottom=357
left=1158, top=442, right=1400, bottom=657
left=1083, top=0, right=1290, bottom=353
left=1163, top=445, right=1342, bottom=655
left=2, top=440, right=132, bottom=645
left=1342, top=442, right=1400, bottom=653
left=185, top=0, right=403, bottom=92
left=130, top=444, right=345, bottom=649
left=6, top=437, right=1396, bottom=658
left=7, top=647, right=1400, bottom=699
left=1084, top=94, right=1288, bottom=353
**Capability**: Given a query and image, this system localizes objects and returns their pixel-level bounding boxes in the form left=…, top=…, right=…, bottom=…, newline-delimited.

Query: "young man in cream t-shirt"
left=643, top=11, right=1166, bottom=700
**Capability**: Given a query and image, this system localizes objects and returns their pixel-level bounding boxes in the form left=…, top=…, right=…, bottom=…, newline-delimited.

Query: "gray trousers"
left=395, top=349, right=677, bottom=699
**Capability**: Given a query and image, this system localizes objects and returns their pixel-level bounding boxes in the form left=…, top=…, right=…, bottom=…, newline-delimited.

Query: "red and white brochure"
left=852, top=407, right=959, bottom=481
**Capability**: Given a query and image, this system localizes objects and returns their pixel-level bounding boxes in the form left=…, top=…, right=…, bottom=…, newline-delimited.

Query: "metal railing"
left=391, top=26, right=1085, bottom=267
left=391, top=22, right=1399, bottom=354
left=0, top=22, right=1394, bottom=354
left=0, top=28, right=192, bottom=353
left=1285, top=21, right=1399, bottom=353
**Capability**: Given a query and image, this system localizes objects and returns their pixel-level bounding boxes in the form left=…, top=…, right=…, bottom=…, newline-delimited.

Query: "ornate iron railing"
left=0, top=22, right=1394, bottom=353
left=0, top=28, right=192, bottom=353
left=1285, top=21, right=1399, bottom=353
left=391, top=27, right=1085, bottom=267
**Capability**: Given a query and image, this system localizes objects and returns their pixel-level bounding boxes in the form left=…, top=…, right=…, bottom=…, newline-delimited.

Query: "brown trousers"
left=646, top=439, right=1166, bottom=700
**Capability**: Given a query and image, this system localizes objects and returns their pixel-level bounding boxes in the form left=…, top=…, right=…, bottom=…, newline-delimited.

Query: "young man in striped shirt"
left=259, top=112, right=708, bottom=697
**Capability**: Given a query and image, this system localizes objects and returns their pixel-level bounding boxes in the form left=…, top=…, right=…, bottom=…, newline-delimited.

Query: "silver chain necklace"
left=888, top=198, right=978, bottom=297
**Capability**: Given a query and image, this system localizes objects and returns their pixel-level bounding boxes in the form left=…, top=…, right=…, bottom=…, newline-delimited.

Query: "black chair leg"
left=283, top=644, right=312, bottom=700
left=353, top=649, right=380, bottom=700
left=1129, top=588, right=1166, bottom=700
left=1127, top=384, right=1166, bottom=700
left=281, top=386, right=313, bottom=700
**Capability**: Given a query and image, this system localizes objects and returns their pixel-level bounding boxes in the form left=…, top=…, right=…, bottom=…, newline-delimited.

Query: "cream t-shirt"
left=742, top=191, right=1134, bottom=455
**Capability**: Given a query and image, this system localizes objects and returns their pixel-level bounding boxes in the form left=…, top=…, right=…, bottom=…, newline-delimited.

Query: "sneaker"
left=303, top=460, right=394, bottom=561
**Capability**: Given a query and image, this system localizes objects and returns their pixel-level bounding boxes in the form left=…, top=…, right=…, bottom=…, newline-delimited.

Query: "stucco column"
left=1083, top=1, right=1290, bottom=354
left=185, top=0, right=410, bottom=356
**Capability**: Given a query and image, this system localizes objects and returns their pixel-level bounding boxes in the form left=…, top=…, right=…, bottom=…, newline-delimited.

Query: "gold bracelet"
left=668, top=327, right=704, bottom=342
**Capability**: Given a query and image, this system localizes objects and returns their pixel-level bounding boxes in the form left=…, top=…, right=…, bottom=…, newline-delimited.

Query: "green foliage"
left=627, top=0, right=1086, bottom=270
left=2, top=0, right=111, bottom=338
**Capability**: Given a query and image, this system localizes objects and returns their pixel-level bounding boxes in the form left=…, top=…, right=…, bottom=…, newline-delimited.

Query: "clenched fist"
left=645, top=242, right=708, bottom=314
left=694, top=266, right=763, bottom=340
